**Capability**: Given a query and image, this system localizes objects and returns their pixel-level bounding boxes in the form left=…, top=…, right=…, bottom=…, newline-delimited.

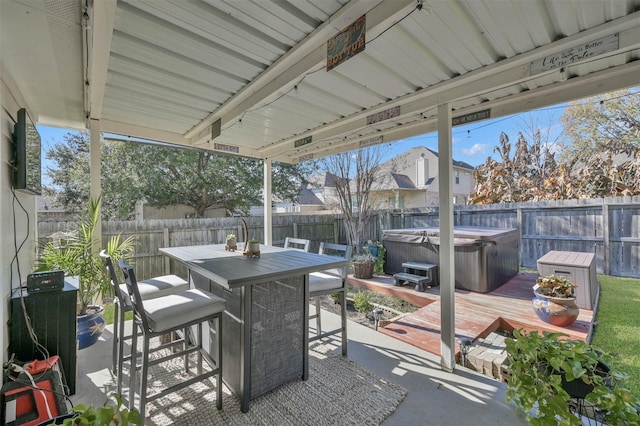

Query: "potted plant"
left=531, top=274, right=579, bottom=326
left=365, top=240, right=386, bottom=275
left=352, top=252, right=375, bottom=279
left=244, top=238, right=260, bottom=257
left=225, top=234, right=237, bottom=251
left=40, top=392, right=142, bottom=425
left=37, top=198, right=136, bottom=349
left=364, top=240, right=379, bottom=258
left=534, top=274, right=578, bottom=298
left=505, top=329, right=640, bottom=425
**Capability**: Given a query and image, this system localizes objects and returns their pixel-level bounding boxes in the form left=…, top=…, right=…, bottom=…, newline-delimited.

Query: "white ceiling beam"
left=88, top=0, right=117, bottom=121
left=263, top=12, right=640, bottom=159
left=271, top=61, right=640, bottom=163
left=100, top=119, right=190, bottom=146
left=100, top=118, right=262, bottom=158
left=116, top=56, right=639, bottom=163
left=185, top=0, right=415, bottom=144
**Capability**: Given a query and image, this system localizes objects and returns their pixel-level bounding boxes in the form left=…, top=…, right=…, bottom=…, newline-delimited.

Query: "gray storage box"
left=382, top=226, right=519, bottom=293
left=537, top=250, right=598, bottom=310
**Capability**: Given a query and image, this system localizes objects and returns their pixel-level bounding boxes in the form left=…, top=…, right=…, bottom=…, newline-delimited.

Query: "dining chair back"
left=284, top=237, right=311, bottom=252
left=309, top=242, right=352, bottom=356
left=118, top=257, right=225, bottom=419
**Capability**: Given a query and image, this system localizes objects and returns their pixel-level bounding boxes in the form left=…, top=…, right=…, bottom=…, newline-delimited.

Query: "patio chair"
left=309, top=242, right=352, bottom=356
left=118, top=257, right=225, bottom=419
left=284, top=237, right=311, bottom=252
left=100, top=251, right=190, bottom=396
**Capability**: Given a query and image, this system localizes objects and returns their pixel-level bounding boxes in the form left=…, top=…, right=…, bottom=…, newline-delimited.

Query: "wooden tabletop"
left=160, top=244, right=349, bottom=289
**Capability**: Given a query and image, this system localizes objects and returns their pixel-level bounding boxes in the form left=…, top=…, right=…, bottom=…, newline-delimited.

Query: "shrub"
left=505, top=329, right=639, bottom=425
left=353, top=291, right=373, bottom=313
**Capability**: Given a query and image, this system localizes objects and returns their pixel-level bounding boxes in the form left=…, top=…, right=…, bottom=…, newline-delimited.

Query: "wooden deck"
left=347, top=273, right=595, bottom=358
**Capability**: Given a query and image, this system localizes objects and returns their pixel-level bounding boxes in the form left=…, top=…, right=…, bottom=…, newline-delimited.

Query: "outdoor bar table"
left=159, top=244, right=349, bottom=413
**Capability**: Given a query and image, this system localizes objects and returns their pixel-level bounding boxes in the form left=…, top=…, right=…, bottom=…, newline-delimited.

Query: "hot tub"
left=382, top=226, right=519, bottom=293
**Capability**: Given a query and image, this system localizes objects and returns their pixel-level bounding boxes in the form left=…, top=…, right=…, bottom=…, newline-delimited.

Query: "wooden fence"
left=38, top=195, right=640, bottom=280
left=375, top=195, right=640, bottom=278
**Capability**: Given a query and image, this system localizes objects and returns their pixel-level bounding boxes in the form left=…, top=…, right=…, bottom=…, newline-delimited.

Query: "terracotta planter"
left=532, top=291, right=579, bottom=326
left=353, top=261, right=374, bottom=279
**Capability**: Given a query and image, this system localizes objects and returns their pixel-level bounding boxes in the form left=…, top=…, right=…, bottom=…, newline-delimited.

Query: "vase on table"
left=226, top=237, right=237, bottom=251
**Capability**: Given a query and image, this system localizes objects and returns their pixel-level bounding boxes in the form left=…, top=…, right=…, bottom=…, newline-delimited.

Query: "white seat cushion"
left=141, top=289, right=226, bottom=333
left=119, top=275, right=189, bottom=305
left=309, top=271, right=343, bottom=293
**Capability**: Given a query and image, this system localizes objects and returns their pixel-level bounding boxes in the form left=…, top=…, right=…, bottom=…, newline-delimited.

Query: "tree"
left=44, top=133, right=141, bottom=219
left=124, top=144, right=316, bottom=217
left=471, top=91, right=640, bottom=204
left=471, top=130, right=640, bottom=203
left=470, top=131, right=560, bottom=204
left=45, top=133, right=315, bottom=219
left=560, top=89, right=640, bottom=162
left=122, top=144, right=262, bottom=217
left=319, top=145, right=390, bottom=250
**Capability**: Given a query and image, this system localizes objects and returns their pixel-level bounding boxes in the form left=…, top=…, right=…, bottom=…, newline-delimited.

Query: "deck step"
left=401, top=262, right=437, bottom=272
left=400, top=262, right=439, bottom=287
left=393, top=272, right=433, bottom=292
left=393, top=272, right=430, bottom=284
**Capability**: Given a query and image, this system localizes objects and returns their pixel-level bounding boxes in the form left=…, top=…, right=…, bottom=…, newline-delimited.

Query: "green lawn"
left=591, top=275, right=640, bottom=397
left=102, top=303, right=132, bottom=325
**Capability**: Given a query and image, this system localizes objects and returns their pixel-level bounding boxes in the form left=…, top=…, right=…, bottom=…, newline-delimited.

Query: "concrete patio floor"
left=72, top=309, right=525, bottom=425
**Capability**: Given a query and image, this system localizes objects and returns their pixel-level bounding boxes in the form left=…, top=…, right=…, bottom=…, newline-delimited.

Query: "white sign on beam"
left=530, top=34, right=619, bottom=75
left=359, top=135, right=383, bottom=148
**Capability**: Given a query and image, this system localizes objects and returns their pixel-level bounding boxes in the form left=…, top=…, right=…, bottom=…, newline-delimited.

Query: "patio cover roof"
left=2, top=0, right=639, bottom=163
left=3, top=0, right=639, bottom=372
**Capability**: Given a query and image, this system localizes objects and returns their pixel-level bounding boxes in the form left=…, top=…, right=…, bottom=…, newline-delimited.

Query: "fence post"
left=516, top=207, right=523, bottom=269
left=602, top=202, right=609, bottom=275
left=333, top=220, right=339, bottom=243
left=163, top=228, right=170, bottom=274
left=293, top=222, right=298, bottom=238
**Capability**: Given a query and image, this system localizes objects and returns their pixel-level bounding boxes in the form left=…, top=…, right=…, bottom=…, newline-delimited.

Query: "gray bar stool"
left=119, top=257, right=225, bottom=421
left=309, top=242, right=352, bottom=356
left=100, top=251, right=189, bottom=396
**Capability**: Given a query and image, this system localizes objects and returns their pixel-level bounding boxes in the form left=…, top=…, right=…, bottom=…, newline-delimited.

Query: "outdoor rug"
left=143, top=343, right=407, bottom=425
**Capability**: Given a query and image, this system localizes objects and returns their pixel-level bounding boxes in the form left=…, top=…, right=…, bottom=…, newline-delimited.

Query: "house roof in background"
left=424, top=148, right=475, bottom=171
left=391, top=173, right=417, bottom=190
left=297, top=185, right=325, bottom=206
left=308, top=172, right=348, bottom=189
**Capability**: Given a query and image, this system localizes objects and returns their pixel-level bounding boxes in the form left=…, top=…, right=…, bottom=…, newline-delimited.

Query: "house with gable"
left=310, top=147, right=475, bottom=212
left=376, top=147, right=475, bottom=209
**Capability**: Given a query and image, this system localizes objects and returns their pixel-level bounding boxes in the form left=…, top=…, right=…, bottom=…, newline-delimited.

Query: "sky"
left=380, top=103, right=567, bottom=167
left=36, top=103, right=568, bottom=178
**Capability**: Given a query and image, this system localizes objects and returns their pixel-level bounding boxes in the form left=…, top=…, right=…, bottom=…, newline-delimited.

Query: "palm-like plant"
left=37, top=198, right=137, bottom=316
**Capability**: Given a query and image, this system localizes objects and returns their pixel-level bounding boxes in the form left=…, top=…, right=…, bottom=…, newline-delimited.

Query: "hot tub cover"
left=382, top=226, right=518, bottom=246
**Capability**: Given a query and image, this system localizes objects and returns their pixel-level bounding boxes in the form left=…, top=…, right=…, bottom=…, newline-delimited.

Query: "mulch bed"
left=318, top=296, right=376, bottom=329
